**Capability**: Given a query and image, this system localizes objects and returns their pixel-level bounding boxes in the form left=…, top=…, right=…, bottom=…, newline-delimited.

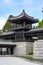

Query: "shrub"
left=28, top=51, right=33, bottom=55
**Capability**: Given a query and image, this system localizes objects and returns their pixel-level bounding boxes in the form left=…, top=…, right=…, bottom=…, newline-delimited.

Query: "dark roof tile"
left=8, top=10, right=39, bottom=23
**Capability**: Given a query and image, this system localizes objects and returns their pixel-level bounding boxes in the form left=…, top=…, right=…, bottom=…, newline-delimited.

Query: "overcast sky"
left=0, top=0, right=43, bottom=30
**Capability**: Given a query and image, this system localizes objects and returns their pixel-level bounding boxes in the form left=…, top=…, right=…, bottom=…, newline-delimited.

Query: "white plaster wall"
left=33, top=40, right=43, bottom=59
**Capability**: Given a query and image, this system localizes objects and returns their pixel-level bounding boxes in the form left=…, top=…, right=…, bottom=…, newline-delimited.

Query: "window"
left=16, top=23, right=22, bottom=28
left=15, top=32, right=23, bottom=41
left=26, top=24, right=32, bottom=28
left=2, top=48, right=6, bottom=51
left=2, top=48, right=7, bottom=54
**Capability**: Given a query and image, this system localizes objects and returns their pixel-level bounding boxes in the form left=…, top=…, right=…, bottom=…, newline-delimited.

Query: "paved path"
left=0, top=57, right=41, bottom=65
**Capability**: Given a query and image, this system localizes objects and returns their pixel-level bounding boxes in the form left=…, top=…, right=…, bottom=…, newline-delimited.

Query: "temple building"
left=0, top=10, right=43, bottom=56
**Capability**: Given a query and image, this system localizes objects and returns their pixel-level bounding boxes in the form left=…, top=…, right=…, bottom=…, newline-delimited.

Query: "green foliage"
left=37, top=20, right=43, bottom=28
left=3, top=15, right=14, bottom=32
left=3, top=21, right=13, bottom=32
left=8, top=15, right=13, bottom=18
left=28, top=51, right=33, bottom=55
left=0, top=30, right=3, bottom=34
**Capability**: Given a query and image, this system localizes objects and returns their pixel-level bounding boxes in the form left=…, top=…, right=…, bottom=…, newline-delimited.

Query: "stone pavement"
left=0, top=57, right=41, bottom=65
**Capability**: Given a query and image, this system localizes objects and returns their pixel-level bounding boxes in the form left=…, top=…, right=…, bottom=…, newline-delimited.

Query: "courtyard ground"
left=0, top=57, right=41, bottom=65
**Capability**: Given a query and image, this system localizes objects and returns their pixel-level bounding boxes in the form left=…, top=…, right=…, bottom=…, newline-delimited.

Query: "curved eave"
left=0, top=32, right=15, bottom=37
left=0, top=41, right=16, bottom=46
left=26, top=28, right=43, bottom=34
left=8, top=10, right=39, bottom=23
left=8, top=16, right=38, bottom=23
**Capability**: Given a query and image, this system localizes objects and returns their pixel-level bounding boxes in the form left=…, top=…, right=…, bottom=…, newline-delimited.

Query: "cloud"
left=0, top=17, right=7, bottom=30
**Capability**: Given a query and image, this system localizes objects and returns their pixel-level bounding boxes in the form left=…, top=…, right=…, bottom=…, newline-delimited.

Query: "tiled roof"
left=8, top=10, right=38, bottom=23
left=0, top=31, right=15, bottom=36
left=26, top=28, right=43, bottom=33
left=0, top=40, right=16, bottom=45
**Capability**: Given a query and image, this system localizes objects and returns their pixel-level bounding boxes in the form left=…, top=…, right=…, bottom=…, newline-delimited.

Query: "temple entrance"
left=0, top=45, right=16, bottom=55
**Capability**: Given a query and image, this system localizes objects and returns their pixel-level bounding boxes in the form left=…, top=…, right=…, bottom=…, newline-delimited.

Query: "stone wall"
left=13, top=42, right=33, bottom=56
left=26, top=42, right=33, bottom=55
left=14, top=42, right=27, bottom=56
left=33, top=40, right=43, bottom=59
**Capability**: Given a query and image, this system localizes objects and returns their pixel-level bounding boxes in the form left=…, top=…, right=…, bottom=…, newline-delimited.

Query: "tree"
left=0, top=30, right=3, bottom=34
left=3, top=15, right=14, bottom=32
left=37, top=20, right=43, bottom=28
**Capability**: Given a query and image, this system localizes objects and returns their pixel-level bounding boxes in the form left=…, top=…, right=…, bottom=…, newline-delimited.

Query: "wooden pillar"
left=10, top=47, right=14, bottom=55
left=15, top=33, right=16, bottom=42
left=7, top=48, right=9, bottom=54
left=1, top=48, right=2, bottom=55
left=15, top=23, right=17, bottom=28
left=8, top=48, right=10, bottom=55
left=23, top=21, right=25, bottom=27
left=23, top=31, right=25, bottom=41
left=0, top=48, right=1, bottom=54
left=10, top=36, right=11, bottom=40
left=29, top=36, right=31, bottom=41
